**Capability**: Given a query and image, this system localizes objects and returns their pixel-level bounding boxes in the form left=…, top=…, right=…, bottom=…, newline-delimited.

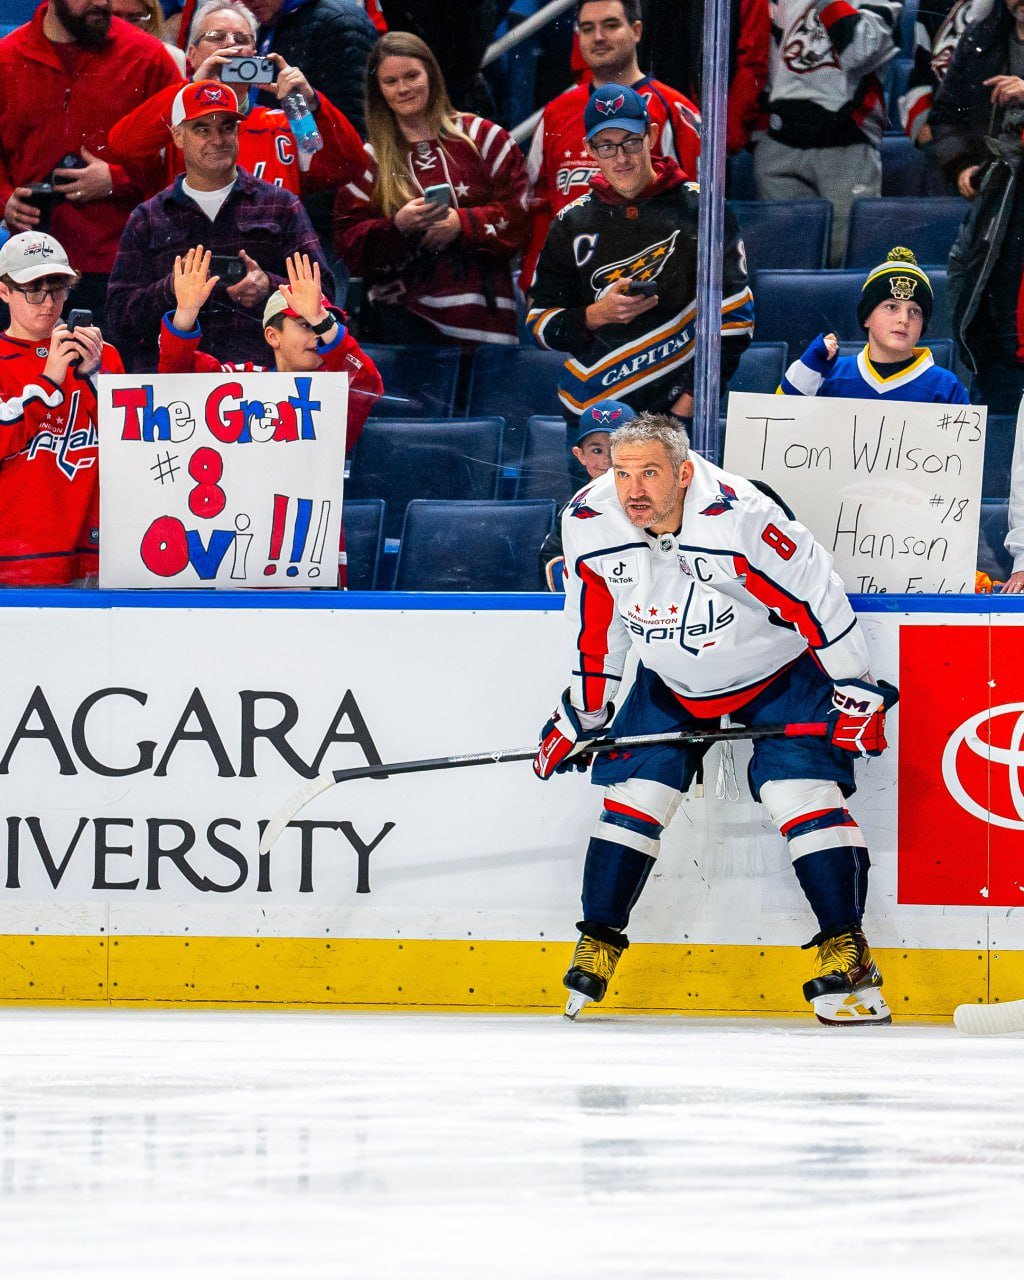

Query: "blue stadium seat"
left=978, top=499, right=1012, bottom=580
left=347, top=417, right=504, bottom=539
left=844, top=196, right=965, bottom=268
left=752, top=268, right=951, bottom=351
left=731, top=200, right=831, bottom=271
left=881, top=134, right=929, bottom=196
left=886, top=58, right=913, bottom=131
left=466, top=345, right=566, bottom=463
left=984, top=415, right=1016, bottom=502
left=342, top=498, right=385, bottom=590
left=362, top=344, right=462, bottom=418
left=726, top=150, right=757, bottom=201
left=723, top=341, right=790, bottom=401
left=393, top=500, right=557, bottom=591
left=898, top=0, right=918, bottom=56
left=835, top=337, right=956, bottom=368
left=515, top=416, right=574, bottom=504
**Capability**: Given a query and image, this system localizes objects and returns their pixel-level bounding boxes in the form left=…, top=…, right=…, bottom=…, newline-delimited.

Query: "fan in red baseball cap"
left=170, top=80, right=245, bottom=126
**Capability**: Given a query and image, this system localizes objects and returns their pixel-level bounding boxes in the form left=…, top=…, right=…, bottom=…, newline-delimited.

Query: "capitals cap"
left=0, top=231, right=77, bottom=284
left=574, top=398, right=636, bottom=445
left=584, top=83, right=649, bottom=141
left=262, top=288, right=333, bottom=326
left=171, top=80, right=244, bottom=126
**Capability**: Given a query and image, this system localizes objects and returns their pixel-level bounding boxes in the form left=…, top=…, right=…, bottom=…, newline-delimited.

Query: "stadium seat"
left=984, top=415, right=1016, bottom=502
left=752, top=268, right=951, bottom=351
left=978, top=499, right=1012, bottom=580
left=515, top=416, right=574, bottom=504
left=731, top=200, right=831, bottom=271
left=834, top=337, right=956, bottom=368
left=898, top=0, right=918, bottom=56
left=844, top=196, right=965, bottom=268
left=723, top=341, right=790, bottom=401
left=393, top=499, right=556, bottom=591
left=466, top=345, right=566, bottom=463
left=346, top=417, right=504, bottom=539
left=342, top=498, right=385, bottom=590
left=362, top=344, right=462, bottom=418
left=881, top=135, right=929, bottom=196
left=886, top=59, right=913, bottom=132
left=726, top=149, right=757, bottom=201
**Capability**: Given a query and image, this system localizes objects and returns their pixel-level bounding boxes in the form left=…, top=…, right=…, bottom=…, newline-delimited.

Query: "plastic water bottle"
left=282, top=92, right=323, bottom=157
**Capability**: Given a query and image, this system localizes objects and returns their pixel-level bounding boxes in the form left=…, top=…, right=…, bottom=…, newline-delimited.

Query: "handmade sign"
left=97, top=372, right=348, bottom=588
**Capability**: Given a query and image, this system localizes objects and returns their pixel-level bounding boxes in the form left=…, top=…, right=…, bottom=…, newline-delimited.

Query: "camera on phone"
left=221, top=55, right=275, bottom=85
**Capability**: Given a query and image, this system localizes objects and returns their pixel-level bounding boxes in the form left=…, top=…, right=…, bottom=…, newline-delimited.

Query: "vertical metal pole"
left=692, top=0, right=732, bottom=462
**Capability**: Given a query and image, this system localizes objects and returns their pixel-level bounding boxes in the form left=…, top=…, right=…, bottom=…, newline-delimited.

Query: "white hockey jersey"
left=562, top=453, right=869, bottom=716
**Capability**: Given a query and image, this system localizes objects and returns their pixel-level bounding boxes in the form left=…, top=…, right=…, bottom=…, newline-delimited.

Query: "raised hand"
left=279, top=252, right=327, bottom=322
left=172, top=245, right=220, bottom=330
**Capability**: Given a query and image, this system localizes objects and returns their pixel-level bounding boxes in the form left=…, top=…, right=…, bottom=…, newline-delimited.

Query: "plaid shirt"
left=107, top=169, right=334, bottom=372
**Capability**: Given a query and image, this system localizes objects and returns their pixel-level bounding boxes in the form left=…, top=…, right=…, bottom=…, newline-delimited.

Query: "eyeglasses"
left=196, top=30, right=258, bottom=46
left=589, top=135, right=647, bottom=159
left=12, top=283, right=72, bottom=304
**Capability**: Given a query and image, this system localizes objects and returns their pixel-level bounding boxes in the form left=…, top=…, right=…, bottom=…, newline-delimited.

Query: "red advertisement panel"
left=899, top=625, right=1024, bottom=906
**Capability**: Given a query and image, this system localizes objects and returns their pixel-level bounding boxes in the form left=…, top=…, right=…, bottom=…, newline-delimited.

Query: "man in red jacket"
left=520, top=0, right=702, bottom=292
left=0, top=230, right=124, bottom=585
left=0, top=1, right=183, bottom=324
left=158, top=247, right=382, bottom=585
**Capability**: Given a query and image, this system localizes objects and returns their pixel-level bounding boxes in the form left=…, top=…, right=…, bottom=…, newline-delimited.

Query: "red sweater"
left=107, top=83, right=365, bottom=202
left=0, top=332, right=124, bottom=584
left=0, top=6, right=183, bottom=274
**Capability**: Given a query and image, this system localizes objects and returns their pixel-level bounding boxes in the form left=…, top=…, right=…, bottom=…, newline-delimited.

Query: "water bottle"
left=282, top=92, right=323, bottom=157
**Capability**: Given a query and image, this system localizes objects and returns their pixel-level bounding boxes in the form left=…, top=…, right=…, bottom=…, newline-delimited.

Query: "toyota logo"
left=941, top=703, right=1024, bottom=830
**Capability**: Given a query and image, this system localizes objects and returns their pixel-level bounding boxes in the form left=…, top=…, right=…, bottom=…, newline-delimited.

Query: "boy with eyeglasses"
left=528, top=83, right=753, bottom=449
left=0, top=231, right=123, bottom=586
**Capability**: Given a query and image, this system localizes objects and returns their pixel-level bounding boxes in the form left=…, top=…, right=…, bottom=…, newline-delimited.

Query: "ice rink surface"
left=1, top=1009, right=1022, bottom=1279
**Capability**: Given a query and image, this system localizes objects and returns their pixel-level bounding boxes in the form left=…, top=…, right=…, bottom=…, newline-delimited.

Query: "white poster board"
left=723, top=391, right=985, bottom=594
left=97, top=372, right=348, bottom=589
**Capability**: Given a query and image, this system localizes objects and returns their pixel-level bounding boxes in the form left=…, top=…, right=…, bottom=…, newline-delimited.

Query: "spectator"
left=941, top=0, right=1024, bottom=410
left=899, top=1, right=989, bottom=151
left=106, top=1, right=364, bottom=203
left=780, top=247, right=970, bottom=402
left=158, top=248, right=382, bottom=585
left=527, top=85, right=752, bottom=439
left=522, top=0, right=702, bottom=291
left=637, top=0, right=769, bottom=155
left=539, top=398, right=635, bottom=591
left=0, top=231, right=123, bottom=585
left=755, top=0, right=900, bottom=265
left=333, top=31, right=529, bottom=346
left=0, top=0, right=183, bottom=324
left=107, top=79, right=333, bottom=371
left=111, top=0, right=188, bottom=70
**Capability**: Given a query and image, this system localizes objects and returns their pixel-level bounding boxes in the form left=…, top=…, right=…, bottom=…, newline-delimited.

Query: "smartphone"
left=423, top=183, right=454, bottom=208
left=221, top=55, right=275, bottom=85
left=23, top=182, right=63, bottom=230
left=626, top=279, right=659, bottom=297
left=67, top=309, right=93, bottom=331
left=208, top=254, right=247, bottom=284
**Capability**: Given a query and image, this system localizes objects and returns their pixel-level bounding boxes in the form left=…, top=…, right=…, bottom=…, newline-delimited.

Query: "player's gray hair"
left=188, top=0, right=259, bottom=48
left=610, top=413, right=690, bottom=470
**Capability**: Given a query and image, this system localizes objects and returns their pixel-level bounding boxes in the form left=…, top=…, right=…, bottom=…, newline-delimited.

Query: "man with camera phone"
left=0, top=231, right=124, bottom=585
left=0, top=0, right=182, bottom=327
left=107, top=79, right=333, bottom=372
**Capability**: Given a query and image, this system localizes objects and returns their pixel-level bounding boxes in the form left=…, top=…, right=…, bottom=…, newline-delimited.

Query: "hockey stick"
left=258, top=721, right=826, bottom=855
left=953, top=1000, right=1024, bottom=1035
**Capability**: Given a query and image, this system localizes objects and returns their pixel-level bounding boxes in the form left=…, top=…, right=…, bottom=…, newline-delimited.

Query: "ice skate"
left=563, top=925, right=628, bottom=1019
left=802, top=927, right=891, bottom=1026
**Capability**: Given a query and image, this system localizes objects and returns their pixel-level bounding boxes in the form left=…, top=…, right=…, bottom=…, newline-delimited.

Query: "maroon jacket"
left=0, top=5, right=183, bottom=274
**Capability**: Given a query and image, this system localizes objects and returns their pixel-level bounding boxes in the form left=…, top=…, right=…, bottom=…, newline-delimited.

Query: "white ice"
left=1, top=1009, right=1022, bottom=1279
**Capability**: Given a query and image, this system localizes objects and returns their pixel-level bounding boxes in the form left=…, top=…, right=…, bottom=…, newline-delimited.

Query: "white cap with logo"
left=0, top=232, right=77, bottom=284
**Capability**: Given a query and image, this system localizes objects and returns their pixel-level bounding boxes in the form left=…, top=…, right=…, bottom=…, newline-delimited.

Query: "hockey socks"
left=580, top=808, right=660, bottom=929
left=792, top=843, right=869, bottom=939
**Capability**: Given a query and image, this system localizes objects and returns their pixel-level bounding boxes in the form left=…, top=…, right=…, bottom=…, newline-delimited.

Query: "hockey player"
left=533, top=413, right=898, bottom=1026
left=0, top=230, right=123, bottom=585
left=527, top=83, right=752, bottom=428
left=520, top=0, right=702, bottom=291
left=780, top=247, right=970, bottom=402
left=157, top=246, right=382, bottom=584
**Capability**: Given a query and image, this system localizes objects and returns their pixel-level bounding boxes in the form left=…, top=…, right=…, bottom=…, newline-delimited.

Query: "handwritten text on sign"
left=97, top=372, right=348, bottom=588
left=723, top=392, right=986, bottom=593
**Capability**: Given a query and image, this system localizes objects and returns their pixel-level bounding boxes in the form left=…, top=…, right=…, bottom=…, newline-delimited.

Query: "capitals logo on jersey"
left=569, top=487, right=603, bottom=519
left=591, top=230, right=680, bottom=295
left=22, top=390, right=97, bottom=480
left=780, top=3, right=840, bottom=74
left=700, top=481, right=739, bottom=516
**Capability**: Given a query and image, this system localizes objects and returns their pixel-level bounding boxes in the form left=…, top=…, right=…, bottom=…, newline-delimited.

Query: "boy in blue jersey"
left=780, top=247, right=970, bottom=404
